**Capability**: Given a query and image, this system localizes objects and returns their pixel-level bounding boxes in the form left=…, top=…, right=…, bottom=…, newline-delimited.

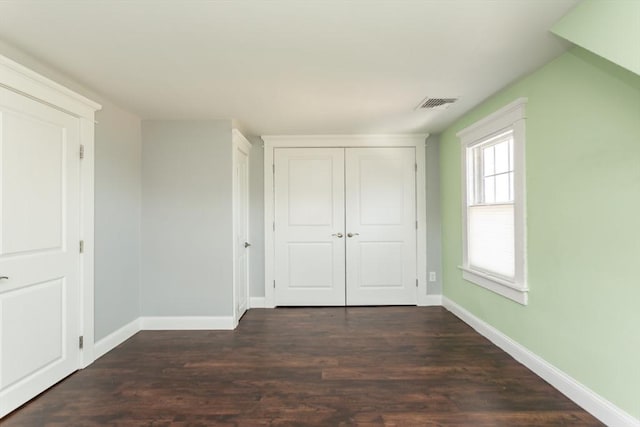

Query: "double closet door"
left=274, top=147, right=417, bottom=306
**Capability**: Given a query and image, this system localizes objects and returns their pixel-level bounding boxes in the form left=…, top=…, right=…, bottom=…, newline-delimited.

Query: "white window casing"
left=457, top=98, right=528, bottom=305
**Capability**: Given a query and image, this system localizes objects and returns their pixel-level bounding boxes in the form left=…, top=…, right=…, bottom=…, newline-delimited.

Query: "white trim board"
left=0, top=54, right=101, bottom=119
left=262, top=134, right=430, bottom=308
left=93, top=318, right=141, bottom=361
left=442, top=297, right=640, bottom=427
left=79, top=117, right=97, bottom=367
left=139, top=316, right=236, bottom=330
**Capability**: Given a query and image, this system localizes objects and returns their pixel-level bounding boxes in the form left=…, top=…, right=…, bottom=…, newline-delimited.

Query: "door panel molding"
left=263, top=135, right=429, bottom=308
left=346, top=147, right=417, bottom=305
left=273, top=148, right=346, bottom=306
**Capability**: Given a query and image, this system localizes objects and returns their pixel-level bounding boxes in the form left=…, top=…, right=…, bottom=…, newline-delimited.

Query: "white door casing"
left=232, top=130, right=251, bottom=325
left=274, top=148, right=346, bottom=306
left=264, top=135, right=429, bottom=308
left=345, top=147, right=417, bottom=305
left=0, top=87, right=80, bottom=416
left=0, top=55, right=100, bottom=419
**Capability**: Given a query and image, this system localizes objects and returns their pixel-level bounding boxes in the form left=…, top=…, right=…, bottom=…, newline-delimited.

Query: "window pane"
left=483, top=145, right=494, bottom=176
left=495, top=173, right=510, bottom=203
left=495, top=140, right=510, bottom=174
left=468, top=204, right=515, bottom=278
left=483, top=176, right=495, bottom=204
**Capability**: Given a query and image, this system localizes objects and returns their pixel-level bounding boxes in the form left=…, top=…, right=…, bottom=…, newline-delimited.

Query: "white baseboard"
left=139, top=316, right=235, bottom=330
left=254, top=295, right=441, bottom=308
left=418, top=294, right=442, bottom=306
left=442, top=297, right=639, bottom=427
left=250, top=297, right=266, bottom=308
left=93, top=318, right=140, bottom=360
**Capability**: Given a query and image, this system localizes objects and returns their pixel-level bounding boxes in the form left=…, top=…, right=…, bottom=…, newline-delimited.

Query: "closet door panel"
left=345, top=147, right=417, bottom=305
left=0, top=87, right=81, bottom=417
left=274, top=148, right=345, bottom=306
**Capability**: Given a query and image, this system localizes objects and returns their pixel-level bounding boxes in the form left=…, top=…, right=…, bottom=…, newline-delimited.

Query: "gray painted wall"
left=425, top=135, right=443, bottom=295
left=0, top=41, right=143, bottom=341
left=141, top=120, right=233, bottom=316
left=94, top=103, right=142, bottom=340
left=247, top=137, right=265, bottom=298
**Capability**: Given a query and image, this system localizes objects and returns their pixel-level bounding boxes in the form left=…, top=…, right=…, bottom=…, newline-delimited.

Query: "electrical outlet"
left=429, top=272, right=437, bottom=282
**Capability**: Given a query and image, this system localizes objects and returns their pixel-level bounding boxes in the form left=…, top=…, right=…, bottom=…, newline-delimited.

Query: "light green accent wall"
left=440, top=47, right=640, bottom=419
left=552, top=0, right=640, bottom=75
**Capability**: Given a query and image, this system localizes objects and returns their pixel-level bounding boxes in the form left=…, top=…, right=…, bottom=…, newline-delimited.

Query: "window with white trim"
left=458, top=98, right=528, bottom=305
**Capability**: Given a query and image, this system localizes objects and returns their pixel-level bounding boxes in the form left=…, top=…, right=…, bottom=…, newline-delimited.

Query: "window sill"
left=458, top=266, right=528, bottom=305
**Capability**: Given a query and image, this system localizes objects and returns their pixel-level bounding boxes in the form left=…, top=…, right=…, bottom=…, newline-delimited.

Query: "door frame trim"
left=0, top=54, right=101, bottom=368
left=232, top=129, right=252, bottom=327
left=262, top=134, right=430, bottom=308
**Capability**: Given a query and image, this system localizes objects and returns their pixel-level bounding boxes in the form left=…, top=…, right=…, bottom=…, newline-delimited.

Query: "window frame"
left=457, top=98, right=528, bottom=305
left=470, top=131, right=514, bottom=206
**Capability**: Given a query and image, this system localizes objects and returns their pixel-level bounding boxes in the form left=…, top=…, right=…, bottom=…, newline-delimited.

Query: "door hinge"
left=79, top=240, right=84, bottom=253
left=80, top=145, right=85, bottom=159
left=272, top=164, right=275, bottom=174
left=416, top=279, right=419, bottom=288
left=79, top=336, right=84, bottom=349
left=273, top=221, right=275, bottom=231
left=415, top=163, right=417, bottom=172
left=416, top=220, right=418, bottom=229
left=273, top=280, right=276, bottom=288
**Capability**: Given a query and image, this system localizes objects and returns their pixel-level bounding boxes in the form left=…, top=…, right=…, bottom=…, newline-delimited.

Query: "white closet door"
left=345, top=147, right=417, bottom=305
left=0, top=87, right=81, bottom=417
left=274, top=148, right=345, bottom=306
left=233, top=139, right=250, bottom=320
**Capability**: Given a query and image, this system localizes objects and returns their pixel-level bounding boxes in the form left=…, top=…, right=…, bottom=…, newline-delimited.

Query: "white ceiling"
left=0, top=0, right=578, bottom=136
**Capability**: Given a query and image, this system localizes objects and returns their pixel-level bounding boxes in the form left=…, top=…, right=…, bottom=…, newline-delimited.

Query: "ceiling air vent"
left=415, top=97, right=458, bottom=111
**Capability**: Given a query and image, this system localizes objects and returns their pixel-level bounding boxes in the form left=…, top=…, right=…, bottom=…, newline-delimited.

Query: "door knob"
left=331, top=233, right=343, bottom=238
left=347, top=233, right=360, bottom=238
left=244, top=242, right=251, bottom=248
left=0, top=276, right=8, bottom=280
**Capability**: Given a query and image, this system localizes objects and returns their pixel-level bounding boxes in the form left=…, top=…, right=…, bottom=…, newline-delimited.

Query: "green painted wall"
left=440, top=47, right=640, bottom=419
left=552, top=0, right=640, bottom=75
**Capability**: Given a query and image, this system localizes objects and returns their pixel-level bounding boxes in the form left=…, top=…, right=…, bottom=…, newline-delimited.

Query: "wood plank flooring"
left=3, top=307, right=603, bottom=426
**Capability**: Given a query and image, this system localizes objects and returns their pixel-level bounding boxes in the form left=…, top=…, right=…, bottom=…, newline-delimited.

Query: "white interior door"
left=233, top=140, right=250, bottom=320
left=345, top=147, right=417, bottom=305
left=274, top=148, right=345, bottom=306
left=0, top=87, right=81, bottom=417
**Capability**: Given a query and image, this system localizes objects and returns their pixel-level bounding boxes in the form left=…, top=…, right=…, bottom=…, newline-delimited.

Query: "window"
left=458, top=98, right=527, bottom=305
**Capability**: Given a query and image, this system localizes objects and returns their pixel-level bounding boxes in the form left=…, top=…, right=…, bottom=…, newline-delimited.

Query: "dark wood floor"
left=4, top=307, right=602, bottom=426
